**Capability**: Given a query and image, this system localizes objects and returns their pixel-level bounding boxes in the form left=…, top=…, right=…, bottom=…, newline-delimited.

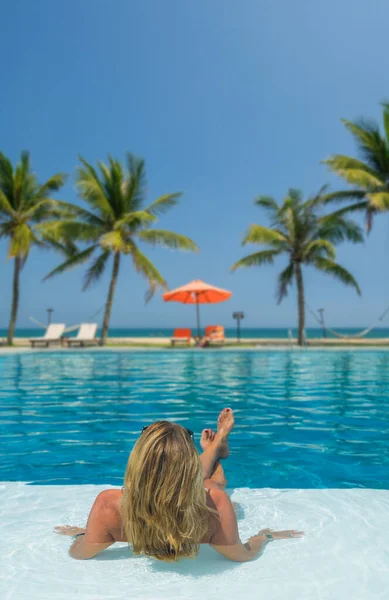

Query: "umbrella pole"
left=196, top=298, right=200, bottom=339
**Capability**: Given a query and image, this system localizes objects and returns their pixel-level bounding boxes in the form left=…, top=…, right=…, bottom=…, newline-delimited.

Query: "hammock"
left=306, top=303, right=389, bottom=339
left=28, top=315, right=47, bottom=328
left=22, top=304, right=105, bottom=333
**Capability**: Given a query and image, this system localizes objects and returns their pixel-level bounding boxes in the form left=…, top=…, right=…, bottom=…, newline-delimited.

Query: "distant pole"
left=233, top=312, right=244, bottom=343
left=195, top=297, right=201, bottom=339
left=47, top=308, right=54, bottom=325
left=318, top=308, right=326, bottom=338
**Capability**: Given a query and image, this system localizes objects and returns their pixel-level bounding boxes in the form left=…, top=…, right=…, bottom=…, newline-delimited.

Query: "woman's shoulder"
left=91, top=489, right=124, bottom=536
left=207, top=487, right=230, bottom=508
left=93, top=488, right=123, bottom=512
left=203, top=488, right=233, bottom=541
left=206, top=488, right=240, bottom=546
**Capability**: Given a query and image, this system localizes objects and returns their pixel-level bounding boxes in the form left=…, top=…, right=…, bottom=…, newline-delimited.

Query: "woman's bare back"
left=92, top=488, right=223, bottom=544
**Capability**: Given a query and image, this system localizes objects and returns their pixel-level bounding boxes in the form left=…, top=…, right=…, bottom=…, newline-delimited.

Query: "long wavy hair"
left=121, top=421, right=210, bottom=562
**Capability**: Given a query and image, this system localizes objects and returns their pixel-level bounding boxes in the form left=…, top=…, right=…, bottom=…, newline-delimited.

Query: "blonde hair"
left=121, top=421, right=210, bottom=562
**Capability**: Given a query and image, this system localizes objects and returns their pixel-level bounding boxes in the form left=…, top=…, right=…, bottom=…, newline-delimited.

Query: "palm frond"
left=381, top=102, right=389, bottom=144
left=8, top=223, right=33, bottom=258
left=303, top=239, right=336, bottom=261
left=38, top=173, right=67, bottom=197
left=0, top=223, right=9, bottom=238
left=325, top=166, right=383, bottom=189
left=83, top=250, right=111, bottom=290
left=129, top=241, right=167, bottom=301
left=145, top=193, right=182, bottom=216
left=316, top=215, right=364, bottom=244
left=365, top=208, right=375, bottom=233
left=100, top=230, right=127, bottom=252
left=37, top=220, right=102, bottom=243
left=77, top=156, right=115, bottom=219
left=341, top=118, right=389, bottom=174
left=0, top=152, right=16, bottom=212
left=304, top=185, right=331, bottom=208
left=52, top=200, right=105, bottom=225
left=254, top=196, right=278, bottom=212
left=0, top=189, right=14, bottom=216
left=43, top=245, right=97, bottom=281
left=21, top=199, right=56, bottom=221
left=242, top=224, right=288, bottom=246
left=319, top=189, right=367, bottom=204
left=41, top=236, right=79, bottom=258
left=107, top=155, right=125, bottom=216
left=136, top=229, right=198, bottom=252
left=114, top=210, right=157, bottom=230
left=13, top=151, right=34, bottom=210
left=286, top=188, right=304, bottom=205
left=323, top=154, right=383, bottom=181
left=231, top=249, right=282, bottom=272
left=276, top=204, right=295, bottom=241
left=276, top=262, right=294, bottom=304
left=366, top=191, right=389, bottom=212
left=124, top=153, right=146, bottom=212
left=323, top=201, right=368, bottom=218
left=313, top=257, right=361, bottom=295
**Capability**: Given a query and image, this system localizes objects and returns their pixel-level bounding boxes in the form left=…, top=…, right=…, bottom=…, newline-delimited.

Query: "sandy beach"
left=5, top=336, right=389, bottom=347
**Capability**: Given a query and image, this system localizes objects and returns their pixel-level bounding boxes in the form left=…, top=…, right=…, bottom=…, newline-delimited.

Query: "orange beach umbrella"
left=163, top=279, right=232, bottom=338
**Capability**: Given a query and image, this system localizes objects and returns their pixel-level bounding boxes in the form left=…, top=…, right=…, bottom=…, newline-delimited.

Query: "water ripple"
left=0, top=350, right=388, bottom=487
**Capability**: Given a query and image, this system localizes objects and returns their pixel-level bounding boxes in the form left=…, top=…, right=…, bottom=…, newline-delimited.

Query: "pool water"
left=1, top=349, right=388, bottom=488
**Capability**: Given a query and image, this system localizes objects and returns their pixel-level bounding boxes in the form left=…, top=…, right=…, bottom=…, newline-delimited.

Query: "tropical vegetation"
left=3, top=103, right=389, bottom=346
left=324, top=103, right=389, bottom=232
left=0, top=151, right=67, bottom=345
left=42, top=154, right=198, bottom=345
left=231, top=188, right=363, bottom=345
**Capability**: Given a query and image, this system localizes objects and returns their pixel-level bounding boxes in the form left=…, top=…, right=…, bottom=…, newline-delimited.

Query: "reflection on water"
left=0, top=350, right=388, bottom=488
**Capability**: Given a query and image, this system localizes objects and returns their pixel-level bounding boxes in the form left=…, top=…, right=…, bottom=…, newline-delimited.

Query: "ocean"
left=2, top=327, right=389, bottom=339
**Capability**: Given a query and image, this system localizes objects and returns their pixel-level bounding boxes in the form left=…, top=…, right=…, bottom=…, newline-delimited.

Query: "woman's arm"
left=209, top=489, right=303, bottom=562
left=55, top=491, right=116, bottom=560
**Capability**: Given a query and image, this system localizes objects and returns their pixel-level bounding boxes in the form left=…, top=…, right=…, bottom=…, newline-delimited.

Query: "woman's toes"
left=200, top=429, right=211, bottom=450
left=217, top=408, right=235, bottom=434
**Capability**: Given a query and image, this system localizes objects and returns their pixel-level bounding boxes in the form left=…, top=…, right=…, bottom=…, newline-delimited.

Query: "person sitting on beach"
left=55, top=408, right=303, bottom=562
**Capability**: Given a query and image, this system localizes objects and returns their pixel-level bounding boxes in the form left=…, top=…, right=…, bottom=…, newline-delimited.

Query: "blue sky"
left=1, top=0, right=389, bottom=330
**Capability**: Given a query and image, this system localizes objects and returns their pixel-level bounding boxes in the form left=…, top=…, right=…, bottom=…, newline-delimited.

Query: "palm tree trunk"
left=100, top=252, right=120, bottom=346
left=295, top=262, right=305, bottom=346
left=7, top=256, right=21, bottom=346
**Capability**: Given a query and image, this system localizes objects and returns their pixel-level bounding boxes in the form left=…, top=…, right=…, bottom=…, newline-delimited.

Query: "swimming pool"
left=1, top=349, right=388, bottom=488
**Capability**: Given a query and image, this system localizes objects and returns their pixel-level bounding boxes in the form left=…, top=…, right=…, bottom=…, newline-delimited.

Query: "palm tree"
left=44, top=154, right=198, bottom=345
left=231, top=188, right=363, bottom=345
left=324, top=103, right=389, bottom=232
left=0, top=151, right=67, bottom=345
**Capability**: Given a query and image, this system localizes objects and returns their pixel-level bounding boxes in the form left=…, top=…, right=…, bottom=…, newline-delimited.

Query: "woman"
left=55, top=408, right=303, bottom=562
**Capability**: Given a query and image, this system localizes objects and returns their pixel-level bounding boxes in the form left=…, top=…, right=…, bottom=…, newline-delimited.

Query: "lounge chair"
left=205, top=325, right=225, bottom=345
left=29, top=324, right=66, bottom=348
left=170, top=328, right=192, bottom=347
left=67, top=323, right=99, bottom=347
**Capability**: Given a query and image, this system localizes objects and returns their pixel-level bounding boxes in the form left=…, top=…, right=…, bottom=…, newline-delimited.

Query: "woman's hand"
left=247, top=528, right=303, bottom=552
left=256, top=527, right=304, bottom=541
left=54, top=525, right=86, bottom=537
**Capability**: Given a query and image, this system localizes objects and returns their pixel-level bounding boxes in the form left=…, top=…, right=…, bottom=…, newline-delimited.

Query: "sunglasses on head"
left=141, top=425, right=194, bottom=440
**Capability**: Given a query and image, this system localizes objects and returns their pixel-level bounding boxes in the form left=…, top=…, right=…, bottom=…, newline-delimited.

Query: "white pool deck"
left=1, top=483, right=389, bottom=600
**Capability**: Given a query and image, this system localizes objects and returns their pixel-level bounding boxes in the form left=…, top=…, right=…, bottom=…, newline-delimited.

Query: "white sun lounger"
left=29, top=324, right=66, bottom=348
left=66, top=323, right=99, bottom=347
